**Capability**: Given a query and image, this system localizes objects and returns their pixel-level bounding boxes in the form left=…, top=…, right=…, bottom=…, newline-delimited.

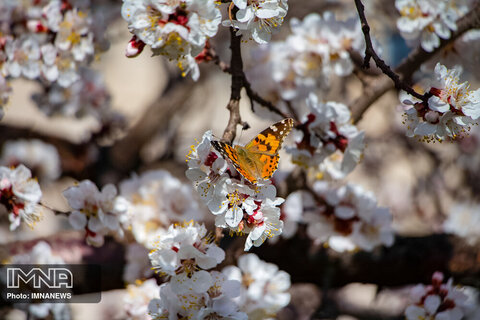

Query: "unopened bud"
left=125, top=36, right=145, bottom=58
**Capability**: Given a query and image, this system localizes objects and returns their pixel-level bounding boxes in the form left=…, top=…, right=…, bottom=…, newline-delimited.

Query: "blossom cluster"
left=32, top=68, right=114, bottom=120
left=0, top=0, right=108, bottom=88
left=63, top=180, right=130, bottom=247
left=121, top=0, right=222, bottom=80
left=401, top=63, right=480, bottom=142
left=405, top=272, right=469, bottom=320
left=148, top=221, right=247, bottom=319
left=286, top=94, right=365, bottom=180
left=0, top=0, right=113, bottom=123
left=119, top=169, right=206, bottom=282
left=424, top=29, right=480, bottom=81
left=0, top=139, right=61, bottom=182
left=146, top=223, right=291, bottom=319
left=124, top=279, right=160, bottom=320
left=120, top=169, right=205, bottom=249
left=245, top=11, right=365, bottom=109
left=222, top=253, right=291, bottom=319
left=225, top=0, right=288, bottom=44
left=283, top=181, right=394, bottom=252
left=186, top=131, right=285, bottom=251
left=0, top=164, right=43, bottom=231
left=62, top=168, right=204, bottom=249
left=395, top=0, right=469, bottom=52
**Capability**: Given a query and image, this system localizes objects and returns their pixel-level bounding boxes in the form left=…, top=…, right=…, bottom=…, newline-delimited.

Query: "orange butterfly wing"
left=257, top=154, right=280, bottom=180
left=245, top=118, right=294, bottom=155
left=211, top=140, right=258, bottom=183
left=211, top=118, right=294, bottom=183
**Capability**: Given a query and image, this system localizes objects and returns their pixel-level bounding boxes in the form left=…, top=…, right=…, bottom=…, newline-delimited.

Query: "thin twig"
left=351, top=1, right=480, bottom=124
left=242, top=75, right=291, bottom=119
left=211, top=54, right=292, bottom=122
left=209, top=30, right=293, bottom=123
left=354, top=0, right=427, bottom=102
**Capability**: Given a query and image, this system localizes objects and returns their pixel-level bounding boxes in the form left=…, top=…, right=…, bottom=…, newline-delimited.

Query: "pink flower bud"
left=125, top=36, right=145, bottom=58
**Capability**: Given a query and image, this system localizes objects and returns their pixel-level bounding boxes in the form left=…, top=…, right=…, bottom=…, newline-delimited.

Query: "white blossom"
left=3, top=35, right=42, bottom=79
left=303, top=181, right=394, bottom=252
left=148, top=271, right=247, bottom=319
left=55, top=8, right=95, bottom=61
left=401, top=63, right=480, bottom=142
left=424, top=30, right=480, bottom=80
left=197, top=271, right=247, bottom=320
left=148, top=221, right=225, bottom=294
left=0, top=164, right=42, bottom=231
left=405, top=272, right=469, bottom=320
left=245, top=11, right=366, bottom=112
left=288, top=12, right=365, bottom=77
left=124, top=279, right=160, bottom=320
left=120, top=169, right=204, bottom=249
left=222, top=253, right=291, bottom=319
left=63, top=180, right=130, bottom=247
left=148, top=234, right=244, bottom=318
left=395, top=0, right=468, bottom=52
left=225, top=0, right=288, bottom=44
left=121, top=0, right=221, bottom=79
left=32, top=67, right=113, bottom=119
left=0, top=1, right=106, bottom=89
left=286, top=94, right=365, bottom=180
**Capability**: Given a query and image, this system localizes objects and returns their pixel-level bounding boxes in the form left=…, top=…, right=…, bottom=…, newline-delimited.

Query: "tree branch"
left=4, top=231, right=480, bottom=293
left=221, top=26, right=244, bottom=143
left=253, top=232, right=480, bottom=289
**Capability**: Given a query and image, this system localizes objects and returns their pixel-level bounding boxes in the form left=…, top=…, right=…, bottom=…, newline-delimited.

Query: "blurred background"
left=1, top=0, right=480, bottom=319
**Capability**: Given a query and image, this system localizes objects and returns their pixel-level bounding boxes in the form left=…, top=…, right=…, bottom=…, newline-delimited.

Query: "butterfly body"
left=211, top=118, right=294, bottom=184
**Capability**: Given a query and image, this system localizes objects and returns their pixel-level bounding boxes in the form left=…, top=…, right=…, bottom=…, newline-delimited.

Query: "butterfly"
left=211, top=118, right=294, bottom=184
